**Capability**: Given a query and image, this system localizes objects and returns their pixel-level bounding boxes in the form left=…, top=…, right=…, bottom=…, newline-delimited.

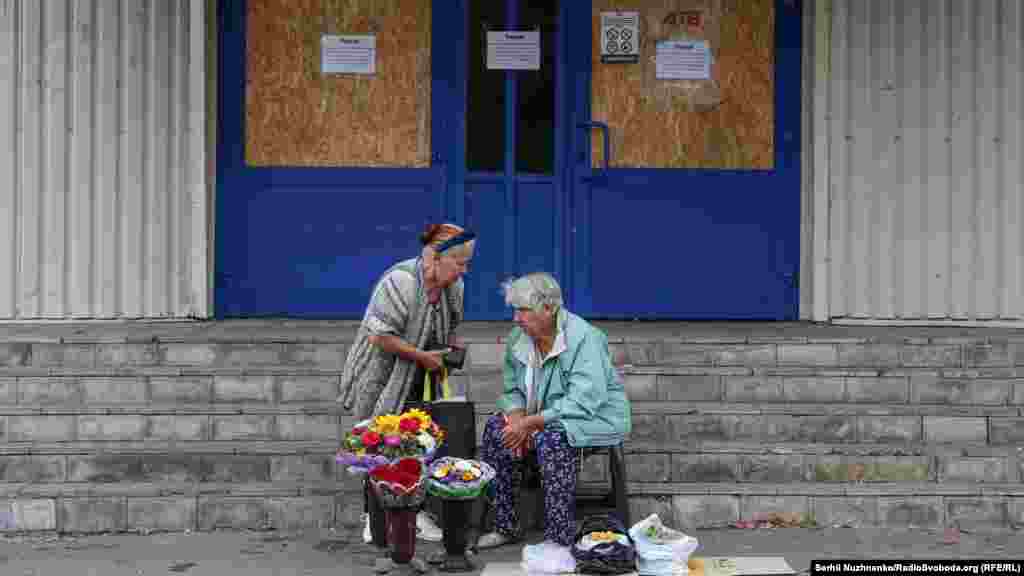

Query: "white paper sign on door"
left=486, top=30, right=541, bottom=70
left=600, top=11, right=640, bottom=64
left=321, top=35, right=376, bottom=75
left=655, top=40, right=711, bottom=80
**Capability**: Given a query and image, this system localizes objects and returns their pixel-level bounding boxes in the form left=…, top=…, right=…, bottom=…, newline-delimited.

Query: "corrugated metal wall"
left=0, top=0, right=208, bottom=319
left=827, top=0, right=1024, bottom=321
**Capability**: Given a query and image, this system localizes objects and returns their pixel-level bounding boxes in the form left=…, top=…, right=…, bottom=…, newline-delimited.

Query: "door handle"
left=577, top=121, right=611, bottom=171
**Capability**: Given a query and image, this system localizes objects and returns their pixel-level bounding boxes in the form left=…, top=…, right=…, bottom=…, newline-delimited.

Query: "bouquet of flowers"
left=368, top=457, right=429, bottom=509
left=336, top=408, right=446, bottom=474
left=425, top=457, right=496, bottom=500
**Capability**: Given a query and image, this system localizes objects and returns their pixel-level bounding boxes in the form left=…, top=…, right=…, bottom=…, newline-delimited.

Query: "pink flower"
left=384, top=435, right=402, bottom=447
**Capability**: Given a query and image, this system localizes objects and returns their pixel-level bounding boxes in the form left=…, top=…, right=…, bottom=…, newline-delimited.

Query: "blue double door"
left=216, top=0, right=802, bottom=320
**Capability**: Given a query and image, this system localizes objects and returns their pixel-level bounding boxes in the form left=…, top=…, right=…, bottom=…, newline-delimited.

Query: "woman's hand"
left=501, top=414, right=542, bottom=453
left=370, top=335, right=446, bottom=371
left=501, top=417, right=531, bottom=452
left=417, top=349, right=446, bottom=372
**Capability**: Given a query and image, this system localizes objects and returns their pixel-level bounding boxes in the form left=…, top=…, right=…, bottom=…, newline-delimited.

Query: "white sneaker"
left=362, top=513, right=372, bottom=544
left=416, top=511, right=443, bottom=542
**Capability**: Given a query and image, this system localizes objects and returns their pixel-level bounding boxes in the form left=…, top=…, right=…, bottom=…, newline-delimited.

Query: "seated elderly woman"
left=476, top=272, right=631, bottom=557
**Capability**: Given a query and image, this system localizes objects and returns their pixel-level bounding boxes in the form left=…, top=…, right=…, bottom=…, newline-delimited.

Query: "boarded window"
left=246, top=0, right=431, bottom=167
left=591, top=0, right=775, bottom=169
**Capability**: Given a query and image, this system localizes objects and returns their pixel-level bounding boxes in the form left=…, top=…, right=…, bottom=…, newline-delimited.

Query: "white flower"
left=417, top=433, right=436, bottom=452
left=454, top=460, right=473, bottom=472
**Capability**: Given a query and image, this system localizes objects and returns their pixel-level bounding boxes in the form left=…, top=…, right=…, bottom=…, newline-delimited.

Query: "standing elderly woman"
left=337, top=223, right=476, bottom=557
left=476, top=272, right=631, bottom=561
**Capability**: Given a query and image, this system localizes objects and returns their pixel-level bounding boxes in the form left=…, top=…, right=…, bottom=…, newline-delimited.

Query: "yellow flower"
left=434, top=465, right=451, bottom=479
left=373, top=414, right=401, bottom=436
left=461, top=472, right=474, bottom=481
left=402, top=408, right=433, bottom=430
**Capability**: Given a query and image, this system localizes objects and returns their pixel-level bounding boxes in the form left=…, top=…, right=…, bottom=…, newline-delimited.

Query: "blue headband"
left=435, top=230, right=477, bottom=253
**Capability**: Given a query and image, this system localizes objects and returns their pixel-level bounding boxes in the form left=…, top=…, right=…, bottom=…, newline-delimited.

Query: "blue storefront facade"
left=215, top=0, right=803, bottom=322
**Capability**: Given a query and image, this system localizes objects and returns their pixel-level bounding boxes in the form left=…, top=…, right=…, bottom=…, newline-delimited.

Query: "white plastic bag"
left=628, top=514, right=699, bottom=576
left=522, top=541, right=577, bottom=575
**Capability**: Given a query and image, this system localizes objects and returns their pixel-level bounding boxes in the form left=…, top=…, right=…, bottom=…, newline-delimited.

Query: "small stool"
left=520, top=443, right=630, bottom=529
left=578, top=444, right=630, bottom=528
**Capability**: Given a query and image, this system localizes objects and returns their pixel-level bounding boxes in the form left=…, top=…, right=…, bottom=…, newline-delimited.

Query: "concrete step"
left=472, top=413, right=1024, bottom=448
left=626, top=483, right=1024, bottom=532
left=3, top=368, right=1023, bottom=415
left=6, top=479, right=1021, bottom=501
left=0, top=439, right=1006, bottom=458
left=0, top=440, right=338, bottom=454
left=0, top=450, right=353, bottom=487
left=4, top=364, right=1024, bottom=378
left=0, top=442, right=1015, bottom=486
left=2, top=401, right=1022, bottom=417
left=0, top=404, right=347, bottom=415
left=3, top=336, right=1024, bottom=371
left=0, top=318, right=1021, bottom=341
left=0, top=492, right=340, bottom=534
left=2, top=481, right=1019, bottom=534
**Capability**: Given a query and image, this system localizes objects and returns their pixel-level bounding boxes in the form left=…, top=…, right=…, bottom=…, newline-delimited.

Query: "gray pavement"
left=0, top=526, right=1019, bottom=576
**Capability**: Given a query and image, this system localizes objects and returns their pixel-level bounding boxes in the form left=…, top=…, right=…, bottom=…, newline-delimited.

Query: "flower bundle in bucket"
left=367, top=457, right=428, bottom=565
left=336, top=408, right=446, bottom=475
left=368, top=457, right=429, bottom=509
left=425, top=457, right=496, bottom=500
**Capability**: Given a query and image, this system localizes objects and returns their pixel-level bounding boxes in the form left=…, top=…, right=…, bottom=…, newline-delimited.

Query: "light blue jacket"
left=496, top=310, right=631, bottom=448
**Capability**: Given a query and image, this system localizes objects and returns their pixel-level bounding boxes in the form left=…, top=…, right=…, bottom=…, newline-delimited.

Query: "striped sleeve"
left=364, top=269, right=416, bottom=336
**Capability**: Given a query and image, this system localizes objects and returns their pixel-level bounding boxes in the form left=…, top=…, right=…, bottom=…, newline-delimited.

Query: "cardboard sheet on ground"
left=481, top=556, right=796, bottom=576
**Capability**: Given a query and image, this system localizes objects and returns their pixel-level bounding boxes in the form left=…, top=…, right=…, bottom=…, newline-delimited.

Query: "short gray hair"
left=501, top=272, right=563, bottom=313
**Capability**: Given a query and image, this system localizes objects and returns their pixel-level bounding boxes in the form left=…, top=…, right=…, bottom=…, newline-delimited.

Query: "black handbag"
left=406, top=363, right=476, bottom=460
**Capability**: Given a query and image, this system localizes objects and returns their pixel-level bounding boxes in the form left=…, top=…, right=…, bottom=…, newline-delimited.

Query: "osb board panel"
left=246, top=0, right=431, bottom=167
left=591, top=0, right=774, bottom=169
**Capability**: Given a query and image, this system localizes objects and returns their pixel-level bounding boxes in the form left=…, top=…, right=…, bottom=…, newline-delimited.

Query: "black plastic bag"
left=572, top=513, right=638, bottom=575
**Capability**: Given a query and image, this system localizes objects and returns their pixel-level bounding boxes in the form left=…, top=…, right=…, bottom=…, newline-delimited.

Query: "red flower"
left=370, top=458, right=423, bottom=491
left=361, top=431, right=381, bottom=447
left=396, top=458, right=422, bottom=478
left=399, top=418, right=421, bottom=434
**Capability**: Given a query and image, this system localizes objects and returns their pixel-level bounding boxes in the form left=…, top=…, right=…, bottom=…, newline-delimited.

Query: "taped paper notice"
left=655, top=40, right=711, bottom=80
left=487, top=30, right=541, bottom=70
left=321, top=35, right=375, bottom=75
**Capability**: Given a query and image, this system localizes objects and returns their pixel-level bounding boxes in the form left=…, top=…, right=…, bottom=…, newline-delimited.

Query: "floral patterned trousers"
left=480, top=413, right=581, bottom=546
